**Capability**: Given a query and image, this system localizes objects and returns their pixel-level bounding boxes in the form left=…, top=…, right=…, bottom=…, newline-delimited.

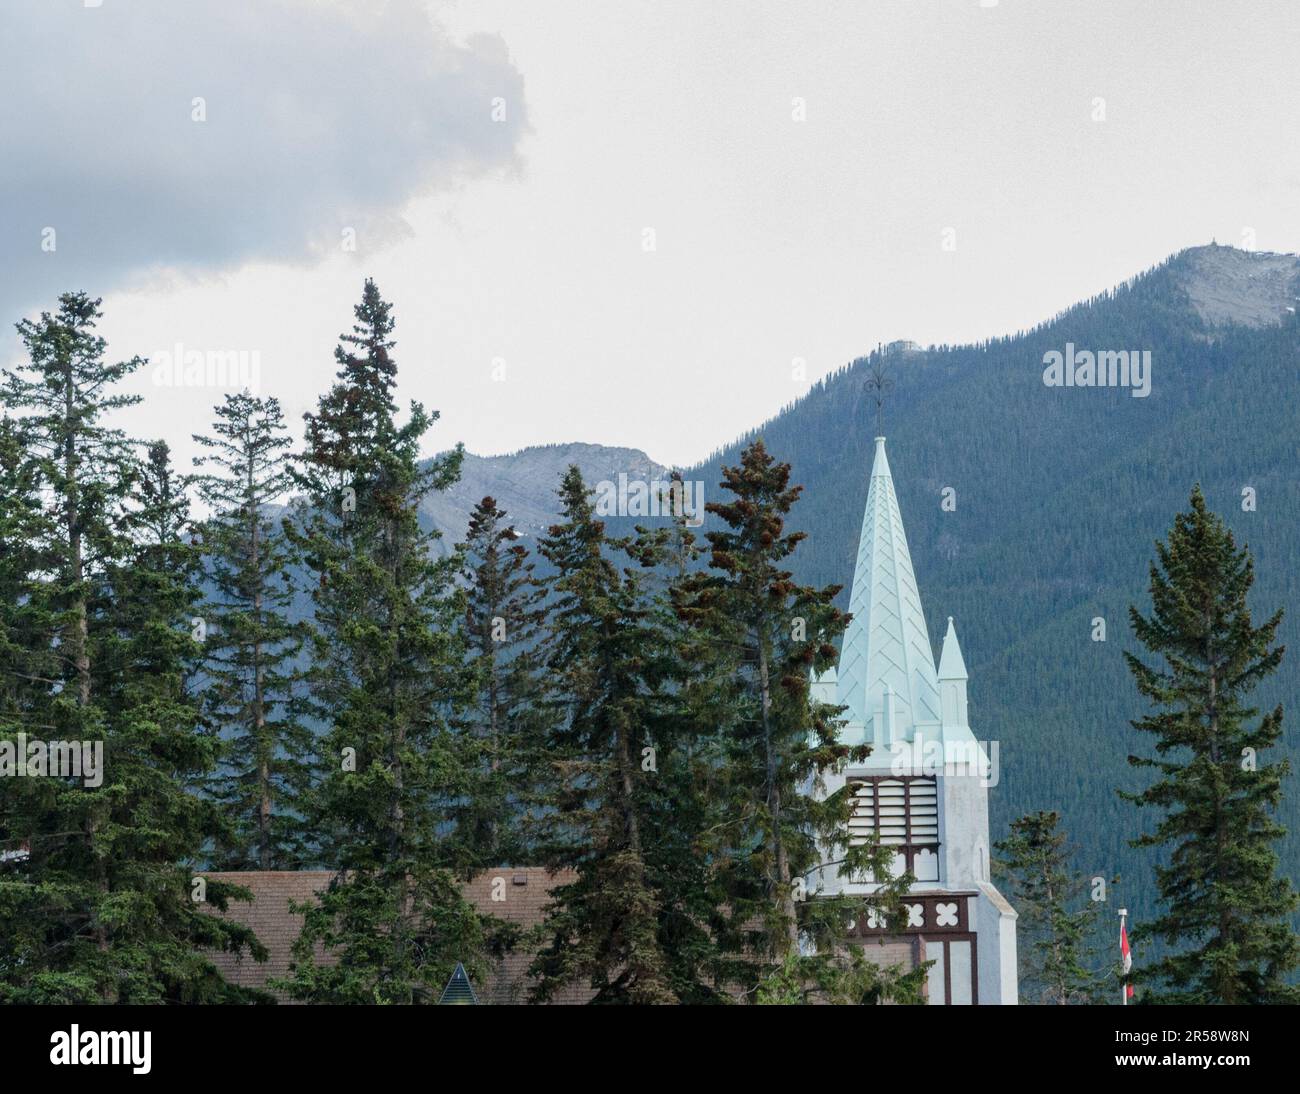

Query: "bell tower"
left=809, top=437, right=1018, bottom=1004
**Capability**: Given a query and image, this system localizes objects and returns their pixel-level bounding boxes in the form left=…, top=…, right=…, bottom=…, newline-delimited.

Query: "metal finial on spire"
left=864, top=358, right=894, bottom=436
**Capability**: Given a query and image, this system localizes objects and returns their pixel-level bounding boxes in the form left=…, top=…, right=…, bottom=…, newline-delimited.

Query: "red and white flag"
left=1120, top=918, right=1134, bottom=1001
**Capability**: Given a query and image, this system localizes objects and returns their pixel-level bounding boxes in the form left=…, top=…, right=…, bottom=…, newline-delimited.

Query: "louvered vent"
left=848, top=777, right=940, bottom=879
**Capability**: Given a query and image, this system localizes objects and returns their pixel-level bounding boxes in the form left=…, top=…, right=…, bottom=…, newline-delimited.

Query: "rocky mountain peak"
left=421, top=442, right=670, bottom=546
left=1171, top=243, right=1300, bottom=328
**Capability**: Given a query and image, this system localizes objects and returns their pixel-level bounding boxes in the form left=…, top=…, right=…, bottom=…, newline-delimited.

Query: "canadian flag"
left=1120, top=918, right=1134, bottom=1000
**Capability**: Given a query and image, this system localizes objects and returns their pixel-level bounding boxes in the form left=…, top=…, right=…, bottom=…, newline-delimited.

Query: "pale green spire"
left=938, top=616, right=968, bottom=680
left=837, top=437, right=941, bottom=739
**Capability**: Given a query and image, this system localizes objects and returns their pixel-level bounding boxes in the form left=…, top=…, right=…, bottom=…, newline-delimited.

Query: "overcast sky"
left=3, top=0, right=1298, bottom=470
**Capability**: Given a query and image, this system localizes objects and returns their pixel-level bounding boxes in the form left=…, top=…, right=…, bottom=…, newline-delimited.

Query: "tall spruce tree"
left=996, top=810, right=1107, bottom=1004
left=528, top=467, right=677, bottom=1003
left=0, top=414, right=58, bottom=916
left=1123, top=485, right=1299, bottom=1004
left=678, top=439, right=922, bottom=1004
left=634, top=483, right=738, bottom=1003
left=96, top=441, right=200, bottom=752
left=279, top=280, right=496, bottom=1003
left=532, top=475, right=735, bottom=1004
left=193, top=392, right=312, bottom=869
left=0, top=416, right=54, bottom=745
left=457, top=496, right=545, bottom=868
left=0, top=295, right=263, bottom=1003
left=94, top=440, right=269, bottom=1001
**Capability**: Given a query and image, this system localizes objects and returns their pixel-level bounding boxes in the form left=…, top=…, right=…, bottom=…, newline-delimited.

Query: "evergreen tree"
left=996, top=810, right=1107, bottom=1004
left=0, top=416, right=55, bottom=745
left=279, top=280, right=496, bottom=1003
left=0, top=295, right=263, bottom=1002
left=95, top=440, right=270, bottom=1001
left=3, top=294, right=140, bottom=713
left=1123, top=485, right=1299, bottom=1004
left=528, top=467, right=677, bottom=1003
left=193, top=392, right=312, bottom=869
left=457, top=496, right=545, bottom=867
left=0, top=415, right=58, bottom=911
left=678, top=439, right=922, bottom=1004
left=634, top=484, right=738, bottom=1004
left=95, top=441, right=200, bottom=748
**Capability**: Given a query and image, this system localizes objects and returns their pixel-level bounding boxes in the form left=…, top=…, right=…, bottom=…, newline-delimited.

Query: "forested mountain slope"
left=683, top=243, right=1300, bottom=919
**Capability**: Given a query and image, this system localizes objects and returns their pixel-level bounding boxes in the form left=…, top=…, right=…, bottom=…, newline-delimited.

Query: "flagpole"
left=1119, top=908, right=1128, bottom=1006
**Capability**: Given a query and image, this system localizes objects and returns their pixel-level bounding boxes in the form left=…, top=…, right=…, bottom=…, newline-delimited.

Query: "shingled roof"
left=200, top=867, right=592, bottom=1005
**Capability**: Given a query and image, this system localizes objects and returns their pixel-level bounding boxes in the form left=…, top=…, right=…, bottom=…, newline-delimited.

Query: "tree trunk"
left=64, top=374, right=90, bottom=707
left=759, top=638, right=798, bottom=954
left=64, top=358, right=111, bottom=999
left=1205, top=615, right=1234, bottom=1004
left=250, top=476, right=271, bottom=870
left=385, top=509, right=410, bottom=1002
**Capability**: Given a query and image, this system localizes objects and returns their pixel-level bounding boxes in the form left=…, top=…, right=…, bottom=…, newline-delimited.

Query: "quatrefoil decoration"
left=907, top=903, right=924, bottom=928
left=935, top=902, right=959, bottom=927
left=866, top=907, right=889, bottom=929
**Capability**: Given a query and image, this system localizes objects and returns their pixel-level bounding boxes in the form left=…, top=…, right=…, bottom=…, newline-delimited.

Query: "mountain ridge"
left=421, top=440, right=669, bottom=549
left=673, top=242, right=1300, bottom=927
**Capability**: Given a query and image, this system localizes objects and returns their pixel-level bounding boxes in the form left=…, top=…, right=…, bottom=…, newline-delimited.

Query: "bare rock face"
left=1173, top=243, right=1300, bottom=328
left=421, top=442, right=670, bottom=548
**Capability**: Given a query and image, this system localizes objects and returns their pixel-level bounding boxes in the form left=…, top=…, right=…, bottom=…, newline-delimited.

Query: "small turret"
left=938, top=616, right=969, bottom=731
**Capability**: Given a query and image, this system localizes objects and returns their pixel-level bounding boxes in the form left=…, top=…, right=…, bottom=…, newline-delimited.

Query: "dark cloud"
left=0, top=0, right=527, bottom=323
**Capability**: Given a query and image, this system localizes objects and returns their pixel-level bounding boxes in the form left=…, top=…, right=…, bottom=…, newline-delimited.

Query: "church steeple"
left=837, top=436, right=941, bottom=742
left=813, top=434, right=1018, bottom=1005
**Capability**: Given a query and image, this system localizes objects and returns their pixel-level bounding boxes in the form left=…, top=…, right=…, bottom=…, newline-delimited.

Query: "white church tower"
left=809, top=437, right=1018, bottom=1005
